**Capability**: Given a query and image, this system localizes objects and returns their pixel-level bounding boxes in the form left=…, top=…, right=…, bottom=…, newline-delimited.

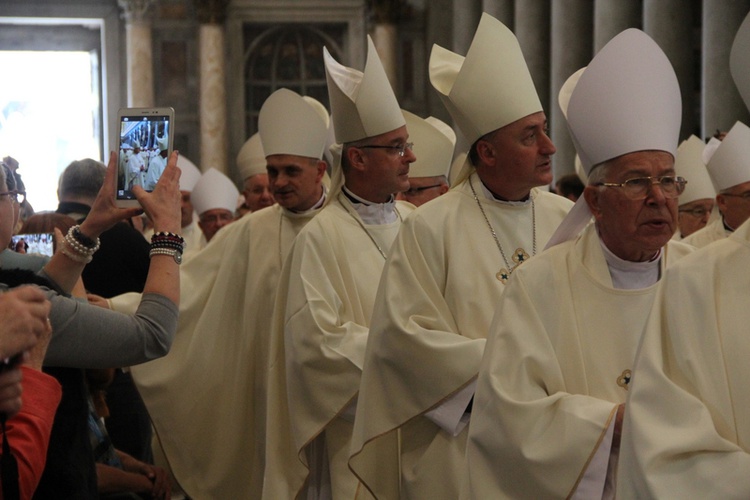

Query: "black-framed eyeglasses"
left=359, top=142, right=414, bottom=157
left=595, top=176, right=686, bottom=200
left=403, top=184, right=443, bottom=196
left=0, top=190, right=24, bottom=205
left=678, top=207, right=712, bottom=217
left=722, top=191, right=750, bottom=201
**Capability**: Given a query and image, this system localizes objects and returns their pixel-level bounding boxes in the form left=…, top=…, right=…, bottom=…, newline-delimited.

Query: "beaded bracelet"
left=61, top=225, right=100, bottom=263
left=149, top=247, right=183, bottom=264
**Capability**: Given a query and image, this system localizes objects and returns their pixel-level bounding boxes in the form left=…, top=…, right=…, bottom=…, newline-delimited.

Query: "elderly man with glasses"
left=463, top=29, right=695, bottom=499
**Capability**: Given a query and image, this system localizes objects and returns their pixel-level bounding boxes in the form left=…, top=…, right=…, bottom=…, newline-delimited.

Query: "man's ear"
left=346, top=147, right=367, bottom=172
left=315, top=160, right=327, bottom=182
left=474, top=139, right=496, bottom=167
left=583, top=185, right=603, bottom=219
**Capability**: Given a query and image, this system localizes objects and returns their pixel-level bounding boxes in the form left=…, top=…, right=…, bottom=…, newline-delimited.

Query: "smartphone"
left=115, top=107, right=175, bottom=208
left=11, top=233, right=54, bottom=257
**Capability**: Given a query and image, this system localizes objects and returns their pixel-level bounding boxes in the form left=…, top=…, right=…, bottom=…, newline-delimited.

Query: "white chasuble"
left=463, top=223, right=693, bottom=499
left=618, top=219, right=750, bottom=499
left=349, top=171, right=572, bottom=499
left=131, top=204, right=318, bottom=500
left=263, top=196, right=412, bottom=499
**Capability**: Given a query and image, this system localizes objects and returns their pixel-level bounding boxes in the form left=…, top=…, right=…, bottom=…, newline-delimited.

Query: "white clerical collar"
left=288, top=185, right=327, bottom=216
left=477, top=175, right=532, bottom=206
left=599, top=237, right=662, bottom=290
left=342, top=186, right=399, bottom=224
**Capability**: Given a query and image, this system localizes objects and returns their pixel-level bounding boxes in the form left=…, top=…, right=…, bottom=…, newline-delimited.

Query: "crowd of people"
left=2, top=9, right=750, bottom=500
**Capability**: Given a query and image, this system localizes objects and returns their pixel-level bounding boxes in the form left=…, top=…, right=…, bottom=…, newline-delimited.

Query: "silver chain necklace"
left=469, top=177, right=536, bottom=284
left=339, top=192, right=401, bottom=260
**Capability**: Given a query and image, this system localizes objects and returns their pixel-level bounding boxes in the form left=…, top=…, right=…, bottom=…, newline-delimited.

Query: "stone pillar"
left=119, top=0, right=155, bottom=107
left=515, top=0, right=551, bottom=117
left=594, top=0, right=641, bottom=52
left=482, top=0, right=514, bottom=27
left=702, top=0, right=750, bottom=137
left=453, top=0, right=482, bottom=54
left=550, top=0, right=594, bottom=180
left=197, top=0, right=229, bottom=174
left=644, top=0, right=696, bottom=140
left=371, top=1, right=405, bottom=93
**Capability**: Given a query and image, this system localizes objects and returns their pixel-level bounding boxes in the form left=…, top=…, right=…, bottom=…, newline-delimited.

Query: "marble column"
left=119, top=0, right=155, bottom=107
left=453, top=0, right=482, bottom=54
left=370, top=1, right=402, bottom=94
left=482, top=0, right=514, bottom=27
left=197, top=0, right=229, bottom=174
left=550, top=0, right=594, bottom=180
left=702, top=0, right=750, bottom=137
left=644, top=0, right=696, bottom=140
left=514, top=0, right=551, bottom=117
left=594, top=0, right=641, bottom=52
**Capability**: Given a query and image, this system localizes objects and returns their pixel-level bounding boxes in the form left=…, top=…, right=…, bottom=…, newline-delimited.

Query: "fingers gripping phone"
left=115, top=107, right=175, bottom=208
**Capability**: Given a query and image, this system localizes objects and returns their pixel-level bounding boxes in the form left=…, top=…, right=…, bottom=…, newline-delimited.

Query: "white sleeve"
left=424, top=379, right=476, bottom=436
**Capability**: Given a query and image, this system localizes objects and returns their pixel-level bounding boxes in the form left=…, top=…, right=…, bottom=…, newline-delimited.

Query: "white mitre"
left=567, top=29, right=681, bottom=176
left=259, top=89, right=329, bottom=160
left=402, top=111, right=455, bottom=179
left=236, top=134, right=266, bottom=181
left=428, top=12, right=541, bottom=146
left=157, top=134, right=169, bottom=152
left=177, top=155, right=202, bottom=192
left=324, top=36, right=404, bottom=144
left=191, top=167, right=241, bottom=215
left=676, top=135, right=716, bottom=204
left=731, top=10, right=750, bottom=113
left=546, top=29, right=681, bottom=249
left=706, top=121, right=750, bottom=191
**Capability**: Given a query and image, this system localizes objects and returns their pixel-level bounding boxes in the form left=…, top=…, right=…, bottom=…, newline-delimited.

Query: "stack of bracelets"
left=61, top=225, right=101, bottom=264
left=150, top=231, right=185, bottom=264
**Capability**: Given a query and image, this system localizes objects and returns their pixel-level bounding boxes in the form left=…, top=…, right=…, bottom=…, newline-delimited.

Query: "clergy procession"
left=6, top=5, right=750, bottom=500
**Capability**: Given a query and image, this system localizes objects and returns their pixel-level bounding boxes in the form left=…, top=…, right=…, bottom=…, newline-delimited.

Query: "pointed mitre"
left=191, top=168, right=240, bottom=215
left=731, top=10, right=750, bottom=113
left=706, top=121, right=750, bottom=191
left=428, top=12, right=542, bottom=145
left=324, top=36, right=404, bottom=144
left=675, top=135, right=716, bottom=204
left=567, top=29, right=681, bottom=175
left=403, top=111, right=456, bottom=179
left=259, top=88, right=329, bottom=160
left=236, top=134, right=266, bottom=180
left=176, top=155, right=202, bottom=192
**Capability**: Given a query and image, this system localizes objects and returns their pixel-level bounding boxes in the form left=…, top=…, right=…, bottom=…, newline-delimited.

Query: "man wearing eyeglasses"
left=263, top=38, right=416, bottom=500
left=683, top=121, right=750, bottom=248
left=191, top=168, right=239, bottom=243
left=464, top=29, right=695, bottom=499
left=349, top=14, right=573, bottom=499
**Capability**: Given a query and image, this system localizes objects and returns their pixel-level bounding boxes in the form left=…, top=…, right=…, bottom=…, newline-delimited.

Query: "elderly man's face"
left=198, top=208, right=234, bottom=241
left=677, top=198, right=714, bottom=238
left=243, top=173, right=275, bottom=212
left=716, top=180, right=750, bottom=230
left=585, top=150, right=678, bottom=262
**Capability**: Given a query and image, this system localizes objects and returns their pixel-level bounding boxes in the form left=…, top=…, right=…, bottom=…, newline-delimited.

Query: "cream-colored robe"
left=617, top=219, right=750, bottom=499
left=130, top=203, right=319, bottom=500
left=463, top=223, right=694, bottom=499
left=263, top=194, right=413, bottom=500
left=681, top=217, right=729, bottom=248
left=349, top=173, right=573, bottom=499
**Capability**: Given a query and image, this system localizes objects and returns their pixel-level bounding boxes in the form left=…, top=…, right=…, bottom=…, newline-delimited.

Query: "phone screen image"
left=11, top=233, right=54, bottom=257
left=116, top=108, right=174, bottom=203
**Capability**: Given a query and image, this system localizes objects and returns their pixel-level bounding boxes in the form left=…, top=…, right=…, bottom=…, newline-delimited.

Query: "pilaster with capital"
left=119, top=0, right=156, bottom=107
left=196, top=0, right=229, bottom=174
